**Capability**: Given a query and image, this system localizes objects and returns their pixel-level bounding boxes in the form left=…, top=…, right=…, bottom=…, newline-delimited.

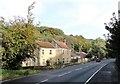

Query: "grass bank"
left=1, top=69, right=40, bottom=80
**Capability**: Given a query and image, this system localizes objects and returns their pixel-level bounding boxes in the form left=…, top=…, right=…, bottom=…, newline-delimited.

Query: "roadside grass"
left=1, top=69, right=40, bottom=80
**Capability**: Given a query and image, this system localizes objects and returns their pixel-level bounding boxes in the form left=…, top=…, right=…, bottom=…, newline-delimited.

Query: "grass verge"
left=1, top=69, right=40, bottom=80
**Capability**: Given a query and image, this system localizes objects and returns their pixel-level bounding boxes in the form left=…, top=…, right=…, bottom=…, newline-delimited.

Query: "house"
left=77, top=52, right=88, bottom=63
left=22, top=39, right=71, bottom=67
left=71, top=51, right=88, bottom=63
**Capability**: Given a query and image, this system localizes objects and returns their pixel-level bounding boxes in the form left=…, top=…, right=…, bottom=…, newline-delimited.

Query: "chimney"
left=63, top=39, right=67, bottom=45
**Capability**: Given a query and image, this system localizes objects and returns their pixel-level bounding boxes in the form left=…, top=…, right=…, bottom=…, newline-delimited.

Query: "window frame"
left=50, top=50, right=52, bottom=54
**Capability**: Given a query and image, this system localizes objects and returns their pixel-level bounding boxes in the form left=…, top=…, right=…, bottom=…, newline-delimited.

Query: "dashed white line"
left=58, top=71, right=72, bottom=77
left=83, top=66, right=89, bottom=68
left=36, top=79, right=48, bottom=84
left=58, top=73, right=67, bottom=77
left=41, top=79, right=48, bottom=82
left=75, top=68, right=82, bottom=71
left=84, top=64, right=107, bottom=84
left=67, top=71, right=72, bottom=74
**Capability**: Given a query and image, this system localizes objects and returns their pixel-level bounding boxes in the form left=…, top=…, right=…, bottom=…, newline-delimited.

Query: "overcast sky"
left=0, top=0, right=119, bottom=39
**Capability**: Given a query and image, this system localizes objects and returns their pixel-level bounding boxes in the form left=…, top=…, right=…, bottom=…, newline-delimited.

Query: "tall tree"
left=1, top=2, right=41, bottom=69
left=105, top=13, right=120, bottom=69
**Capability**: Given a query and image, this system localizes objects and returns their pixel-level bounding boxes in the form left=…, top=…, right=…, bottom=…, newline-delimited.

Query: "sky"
left=0, top=0, right=119, bottom=39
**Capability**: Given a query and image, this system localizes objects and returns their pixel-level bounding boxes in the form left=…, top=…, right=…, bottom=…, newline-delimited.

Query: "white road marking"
left=75, top=68, right=82, bottom=71
left=83, top=66, right=89, bottom=68
left=41, top=79, right=48, bottom=82
left=58, top=71, right=72, bottom=77
left=35, top=82, right=40, bottom=84
left=67, top=71, right=72, bottom=74
left=84, top=64, right=107, bottom=84
left=58, top=73, right=67, bottom=77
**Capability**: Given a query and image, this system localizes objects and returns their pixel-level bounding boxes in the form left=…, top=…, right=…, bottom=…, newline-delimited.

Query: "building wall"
left=39, top=48, right=71, bottom=66
left=39, top=48, right=56, bottom=66
left=22, top=48, right=71, bottom=67
left=61, top=49, right=71, bottom=64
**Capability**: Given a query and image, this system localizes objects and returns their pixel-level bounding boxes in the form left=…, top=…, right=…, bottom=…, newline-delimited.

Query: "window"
left=42, top=50, right=44, bottom=54
left=63, top=58, right=65, bottom=63
left=57, top=59, right=60, bottom=63
left=63, top=50, right=64, bottom=54
left=50, top=50, right=52, bottom=54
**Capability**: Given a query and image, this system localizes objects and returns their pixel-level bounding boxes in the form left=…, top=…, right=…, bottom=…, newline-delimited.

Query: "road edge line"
left=84, top=64, right=107, bottom=84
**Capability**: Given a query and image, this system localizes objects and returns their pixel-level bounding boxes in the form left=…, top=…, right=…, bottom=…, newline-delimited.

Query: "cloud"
left=0, top=0, right=119, bottom=39
left=59, top=0, right=119, bottom=38
left=0, top=0, right=43, bottom=20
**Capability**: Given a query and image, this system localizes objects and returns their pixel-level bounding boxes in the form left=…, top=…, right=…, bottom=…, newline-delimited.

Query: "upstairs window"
left=63, top=58, right=65, bottom=63
left=42, top=50, right=44, bottom=54
left=50, top=50, right=52, bottom=54
left=63, top=50, right=64, bottom=54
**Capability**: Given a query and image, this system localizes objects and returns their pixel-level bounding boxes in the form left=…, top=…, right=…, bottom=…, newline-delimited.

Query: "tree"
left=86, top=38, right=106, bottom=58
left=36, top=26, right=65, bottom=41
left=1, top=2, right=41, bottom=69
left=104, top=13, right=120, bottom=69
left=93, top=38, right=106, bottom=58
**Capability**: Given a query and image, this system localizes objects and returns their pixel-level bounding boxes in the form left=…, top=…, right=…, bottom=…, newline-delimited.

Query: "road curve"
left=2, top=59, right=115, bottom=84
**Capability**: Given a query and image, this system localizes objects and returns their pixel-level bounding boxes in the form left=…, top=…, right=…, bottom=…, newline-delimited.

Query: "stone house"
left=22, top=39, right=71, bottom=67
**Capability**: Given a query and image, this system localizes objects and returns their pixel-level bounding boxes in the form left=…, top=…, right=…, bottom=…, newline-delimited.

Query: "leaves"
left=1, top=2, right=41, bottom=70
left=105, top=13, right=120, bottom=67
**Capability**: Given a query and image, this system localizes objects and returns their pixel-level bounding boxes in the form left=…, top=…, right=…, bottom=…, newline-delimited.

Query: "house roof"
left=52, top=39, right=69, bottom=49
left=36, top=41, right=54, bottom=48
left=76, top=52, right=87, bottom=58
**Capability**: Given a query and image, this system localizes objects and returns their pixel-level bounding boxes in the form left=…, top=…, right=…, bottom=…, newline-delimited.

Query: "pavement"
left=89, top=62, right=120, bottom=84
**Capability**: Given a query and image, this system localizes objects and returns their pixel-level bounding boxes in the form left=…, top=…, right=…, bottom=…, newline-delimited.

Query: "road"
left=2, top=59, right=115, bottom=84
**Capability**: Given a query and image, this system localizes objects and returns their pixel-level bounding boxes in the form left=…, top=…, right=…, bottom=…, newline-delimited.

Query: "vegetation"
left=1, top=2, right=41, bottom=70
left=88, top=38, right=106, bottom=58
left=104, top=13, right=120, bottom=69
left=36, top=26, right=107, bottom=59
left=1, top=69, right=40, bottom=80
left=0, top=1, right=107, bottom=71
